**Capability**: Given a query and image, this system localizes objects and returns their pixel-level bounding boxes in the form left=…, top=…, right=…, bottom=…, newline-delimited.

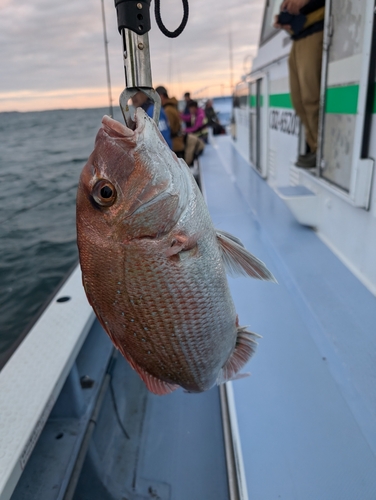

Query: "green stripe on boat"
left=325, top=85, right=358, bottom=114
left=267, top=85, right=360, bottom=114
left=268, top=85, right=362, bottom=115
left=248, top=84, right=376, bottom=113
left=269, top=93, right=293, bottom=109
left=250, top=95, right=264, bottom=107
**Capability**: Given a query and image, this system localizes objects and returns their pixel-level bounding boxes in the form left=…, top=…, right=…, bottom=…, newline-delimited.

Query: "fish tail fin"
left=216, top=326, right=261, bottom=385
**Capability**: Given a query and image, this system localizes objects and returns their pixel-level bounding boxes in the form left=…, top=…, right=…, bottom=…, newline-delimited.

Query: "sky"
left=0, top=0, right=264, bottom=112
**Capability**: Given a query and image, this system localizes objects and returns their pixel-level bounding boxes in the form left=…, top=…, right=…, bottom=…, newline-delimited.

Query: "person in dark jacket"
left=155, top=86, right=185, bottom=156
left=205, top=99, right=226, bottom=135
left=183, top=92, right=191, bottom=115
left=274, top=0, right=325, bottom=168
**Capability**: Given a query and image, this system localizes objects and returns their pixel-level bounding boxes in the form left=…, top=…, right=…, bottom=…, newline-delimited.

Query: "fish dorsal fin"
left=216, top=229, right=277, bottom=282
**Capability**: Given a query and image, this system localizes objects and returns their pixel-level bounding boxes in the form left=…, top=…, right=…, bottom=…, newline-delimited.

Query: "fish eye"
left=92, top=179, right=117, bottom=207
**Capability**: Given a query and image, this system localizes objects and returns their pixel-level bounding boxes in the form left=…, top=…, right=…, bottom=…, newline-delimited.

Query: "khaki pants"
left=184, top=134, right=205, bottom=166
left=288, top=30, right=323, bottom=153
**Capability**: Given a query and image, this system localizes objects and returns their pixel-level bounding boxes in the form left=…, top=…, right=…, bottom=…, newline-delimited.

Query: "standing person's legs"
left=289, top=40, right=311, bottom=139
left=296, top=30, right=323, bottom=153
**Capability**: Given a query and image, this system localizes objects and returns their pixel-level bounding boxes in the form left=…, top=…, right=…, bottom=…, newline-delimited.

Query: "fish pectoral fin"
left=165, top=232, right=199, bottom=257
left=216, top=327, right=259, bottom=385
left=215, top=229, right=245, bottom=247
left=216, top=229, right=277, bottom=282
left=127, top=355, right=179, bottom=396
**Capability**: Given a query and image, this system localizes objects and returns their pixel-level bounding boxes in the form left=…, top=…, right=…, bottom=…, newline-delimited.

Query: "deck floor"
left=200, top=136, right=376, bottom=499
left=12, top=318, right=229, bottom=500
left=11, top=135, right=376, bottom=500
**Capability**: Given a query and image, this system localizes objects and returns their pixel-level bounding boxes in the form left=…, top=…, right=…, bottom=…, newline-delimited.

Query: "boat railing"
left=0, top=264, right=95, bottom=500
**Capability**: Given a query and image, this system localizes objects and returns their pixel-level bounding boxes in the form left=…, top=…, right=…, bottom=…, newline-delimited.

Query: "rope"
left=154, top=0, right=189, bottom=38
left=109, top=376, right=130, bottom=439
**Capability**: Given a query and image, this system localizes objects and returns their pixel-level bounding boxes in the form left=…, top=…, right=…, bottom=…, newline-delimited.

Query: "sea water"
left=0, top=106, right=123, bottom=366
left=0, top=99, right=233, bottom=367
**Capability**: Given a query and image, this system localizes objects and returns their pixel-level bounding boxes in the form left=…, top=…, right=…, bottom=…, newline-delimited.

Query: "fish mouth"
left=101, top=109, right=146, bottom=139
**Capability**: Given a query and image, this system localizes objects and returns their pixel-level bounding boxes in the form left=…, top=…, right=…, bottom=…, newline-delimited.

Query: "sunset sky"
left=0, top=0, right=264, bottom=112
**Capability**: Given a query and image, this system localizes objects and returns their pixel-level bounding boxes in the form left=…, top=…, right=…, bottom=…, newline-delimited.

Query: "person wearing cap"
left=155, top=86, right=185, bottom=156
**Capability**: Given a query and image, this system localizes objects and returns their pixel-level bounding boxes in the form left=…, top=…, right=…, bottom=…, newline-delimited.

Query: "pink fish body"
left=76, top=109, right=275, bottom=395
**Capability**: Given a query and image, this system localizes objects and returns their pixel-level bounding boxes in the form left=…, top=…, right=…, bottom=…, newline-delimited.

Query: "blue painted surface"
left=13, top=321, right=228, bottom=500
left=11, top=321, right=114, bottom=500
left=73, top=350, right=228, bottom=500
left=277, top=185, right=315, bottom=197
left=201, top=137, right=376, bottom=499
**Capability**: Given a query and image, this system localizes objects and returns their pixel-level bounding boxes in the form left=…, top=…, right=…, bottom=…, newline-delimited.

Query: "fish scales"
left=83, top=219, right=236, bottom=389
left=77, top=109, right=276, bottom=394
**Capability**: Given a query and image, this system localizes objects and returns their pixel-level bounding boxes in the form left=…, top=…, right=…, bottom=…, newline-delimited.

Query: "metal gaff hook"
left=114, top=0, right=160, bottom=126
left=119, top=87, right=161, bottom=127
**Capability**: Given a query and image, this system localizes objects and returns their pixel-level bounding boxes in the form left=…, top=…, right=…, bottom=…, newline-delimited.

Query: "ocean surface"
left=0, top=98, right=232, bottom=367
left=0, top=106, right=123, bottom=366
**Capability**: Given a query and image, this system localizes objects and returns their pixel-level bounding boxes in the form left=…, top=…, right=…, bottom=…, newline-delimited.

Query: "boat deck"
left=10, top=321, right=229, bottom=500
left=201, top=135, right=376, bottom=499
left=3, top=134, right=376, bottom=500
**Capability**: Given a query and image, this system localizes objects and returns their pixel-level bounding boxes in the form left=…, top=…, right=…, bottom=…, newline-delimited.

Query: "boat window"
left=260, top=0, right=279, bottom=46
left=234, top=82, right=249, bottom=109
left=318, top=0, right=374, bottom=204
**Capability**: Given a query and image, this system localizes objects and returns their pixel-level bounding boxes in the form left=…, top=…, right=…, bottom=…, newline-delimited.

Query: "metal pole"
left=229, top=29, right=234, bottom=95
left=316, top=0, right=332, bottom=176
left=219, top=383, right=249, bottom=500
left=101, top=0, right=114, bottom=117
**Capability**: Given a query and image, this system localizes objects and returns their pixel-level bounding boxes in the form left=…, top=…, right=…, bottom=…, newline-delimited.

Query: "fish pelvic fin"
left=216, top=229, right=277, bottom=282
left=125, top=353, right=179, bottom=396
left=216, top=326, right=260, bottom=385
left=138, top=369, right=179, bottom=396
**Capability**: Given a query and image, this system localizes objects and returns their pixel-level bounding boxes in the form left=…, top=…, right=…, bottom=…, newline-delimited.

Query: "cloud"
left=0, top=0, right=264, bottom=111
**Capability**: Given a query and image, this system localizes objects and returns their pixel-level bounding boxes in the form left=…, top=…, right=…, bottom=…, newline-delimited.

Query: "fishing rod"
left=101, top=0, right=114, bottom=117
left=114, top=0, right=189, bottom=126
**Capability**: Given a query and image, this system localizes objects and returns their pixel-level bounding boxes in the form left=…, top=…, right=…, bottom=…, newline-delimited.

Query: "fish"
left=76, top=108, right=276, bottom=395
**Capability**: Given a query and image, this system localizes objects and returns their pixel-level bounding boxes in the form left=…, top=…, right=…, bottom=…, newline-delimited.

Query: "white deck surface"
left=0, top=264, right=94, bottom=500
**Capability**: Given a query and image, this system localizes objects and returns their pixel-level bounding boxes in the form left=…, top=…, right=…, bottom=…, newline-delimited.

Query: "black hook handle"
left=114, top=0, right=151, bottom=35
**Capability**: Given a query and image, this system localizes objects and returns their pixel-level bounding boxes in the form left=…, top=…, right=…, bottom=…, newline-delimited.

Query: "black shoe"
left=295, top=152, right=316, bottom=169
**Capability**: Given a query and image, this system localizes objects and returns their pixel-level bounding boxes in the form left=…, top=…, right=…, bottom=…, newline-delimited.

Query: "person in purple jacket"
left=180, top=100, right=209, bottom=143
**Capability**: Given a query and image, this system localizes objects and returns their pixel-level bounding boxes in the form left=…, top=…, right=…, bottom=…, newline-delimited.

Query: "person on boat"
left=131, top=91, right=172, bottom=149
left=180, top=100, right=209, bottom=143
left=205, top=99, right=226, bottom=135
left=274, top=0, right=325, bottom=169
left=183, top=92, right=191, bottom=115
left=155, top=85, right=185, bottom=157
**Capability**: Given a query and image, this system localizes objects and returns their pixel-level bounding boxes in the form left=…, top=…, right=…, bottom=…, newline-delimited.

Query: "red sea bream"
left=76, top=108, right=275, bottom=395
